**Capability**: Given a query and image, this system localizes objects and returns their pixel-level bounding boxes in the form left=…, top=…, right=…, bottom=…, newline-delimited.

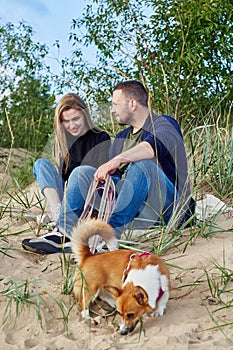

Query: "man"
left=22, top=80, right=195, bottom=254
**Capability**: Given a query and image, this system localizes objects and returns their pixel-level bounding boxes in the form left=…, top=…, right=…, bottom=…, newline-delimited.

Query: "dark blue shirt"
left=110, top=113, right=189, bottom=198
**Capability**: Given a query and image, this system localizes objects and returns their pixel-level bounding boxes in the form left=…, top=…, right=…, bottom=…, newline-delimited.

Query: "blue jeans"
left=109, top=160, right=176, bottom=238
left=34, top=159, right=176, bottom=239
left=33, top=158, right=96, bottom=235
left=33, top=158, right=64, bottom=199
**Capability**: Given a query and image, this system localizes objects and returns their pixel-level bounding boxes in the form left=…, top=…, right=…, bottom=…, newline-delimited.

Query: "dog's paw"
left=152, top=308, right=165, bottom=317
left=81, top=309, right=91, bottom=319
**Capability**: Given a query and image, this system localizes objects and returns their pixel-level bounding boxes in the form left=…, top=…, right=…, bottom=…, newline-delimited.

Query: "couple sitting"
left=22, top=80, right=195, bottom=254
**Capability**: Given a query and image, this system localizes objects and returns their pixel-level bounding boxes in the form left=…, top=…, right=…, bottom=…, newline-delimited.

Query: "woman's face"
left=61, top=108, right=88, bottom=137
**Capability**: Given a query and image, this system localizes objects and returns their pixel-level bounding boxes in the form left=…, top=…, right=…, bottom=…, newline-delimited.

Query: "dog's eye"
left=127, top=313, right=135, bottom=319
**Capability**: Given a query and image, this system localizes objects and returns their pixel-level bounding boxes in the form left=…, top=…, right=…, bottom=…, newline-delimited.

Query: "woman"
left=22, top=93, right=111, bottom=253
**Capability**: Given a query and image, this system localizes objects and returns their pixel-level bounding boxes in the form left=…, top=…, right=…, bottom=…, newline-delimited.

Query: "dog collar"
left=135, top=252, right=151, bottom=258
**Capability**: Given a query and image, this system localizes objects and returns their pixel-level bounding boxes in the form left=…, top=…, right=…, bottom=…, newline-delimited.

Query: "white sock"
left=43, top=187, right=61, bottom=222
left=50, top=203, right=61, bottom=222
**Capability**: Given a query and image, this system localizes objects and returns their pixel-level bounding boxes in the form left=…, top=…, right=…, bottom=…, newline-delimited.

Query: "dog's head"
left=103, top=282, right=153, bottom=335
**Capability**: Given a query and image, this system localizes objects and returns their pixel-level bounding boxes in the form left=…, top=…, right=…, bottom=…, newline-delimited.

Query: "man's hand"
left=94, top=158, right=122, bottom=181
left=94, top=142, right=154, bottom=181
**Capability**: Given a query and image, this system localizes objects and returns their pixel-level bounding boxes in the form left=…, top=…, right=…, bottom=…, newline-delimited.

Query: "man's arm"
left=94, top=141, right=154, bottom=180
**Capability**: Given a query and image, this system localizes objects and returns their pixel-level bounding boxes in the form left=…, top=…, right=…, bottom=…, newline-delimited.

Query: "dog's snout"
left=120, top=325, right=135, bottom=335
left=120, top=321, right=138, bottom=335
left=120, top=328, right=131, bottom=336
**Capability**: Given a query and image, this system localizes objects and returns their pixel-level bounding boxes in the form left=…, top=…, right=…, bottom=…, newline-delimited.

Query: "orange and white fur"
left=71, top=219, right=171, bottom=335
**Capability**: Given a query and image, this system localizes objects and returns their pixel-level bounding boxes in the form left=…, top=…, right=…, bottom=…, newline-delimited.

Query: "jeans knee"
left=126, top=160, right=155, bottom=180
left=128, top=159, right=154, bottom=171
left=69, top=165, right=96, bottom=182
left=33, top=158, right=52, bottom=177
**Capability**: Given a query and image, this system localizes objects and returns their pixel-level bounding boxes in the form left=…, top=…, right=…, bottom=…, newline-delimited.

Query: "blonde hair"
left=53, top=93, right=95, bottom=172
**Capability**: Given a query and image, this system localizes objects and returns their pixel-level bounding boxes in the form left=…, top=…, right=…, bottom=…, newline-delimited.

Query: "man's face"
left=111, top=90, right=132, bottom=125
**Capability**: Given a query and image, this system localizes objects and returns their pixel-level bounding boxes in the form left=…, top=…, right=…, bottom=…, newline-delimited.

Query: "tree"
left=0, top=22, right=55, bottom=152
left=59, top=0, right=233, bottom=126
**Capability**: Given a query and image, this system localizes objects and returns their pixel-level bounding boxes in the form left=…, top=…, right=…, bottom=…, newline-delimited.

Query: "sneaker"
left=95, top=240, right=109, bottom=253
left=88, top=235, right=108, bottom=254
left=22, top=227, right=72, bottom=254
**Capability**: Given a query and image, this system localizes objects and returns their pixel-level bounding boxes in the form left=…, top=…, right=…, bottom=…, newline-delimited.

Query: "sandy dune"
left=0, top=182, right=233, bottom=350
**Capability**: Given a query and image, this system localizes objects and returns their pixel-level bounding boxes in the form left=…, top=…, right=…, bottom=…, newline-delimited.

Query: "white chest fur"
left=123, top=264, right=165, bottom=309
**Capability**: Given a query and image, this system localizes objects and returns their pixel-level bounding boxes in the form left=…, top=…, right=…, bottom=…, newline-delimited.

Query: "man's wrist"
left=114, top=155, right=127, bottom=166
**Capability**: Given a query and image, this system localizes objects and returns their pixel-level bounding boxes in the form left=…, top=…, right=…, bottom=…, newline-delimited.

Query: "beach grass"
left=0, top=118, right=232, bottom=339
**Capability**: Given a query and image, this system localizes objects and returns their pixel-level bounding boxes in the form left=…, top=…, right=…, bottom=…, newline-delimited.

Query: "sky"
left=0, top=0, right=88, bottom=75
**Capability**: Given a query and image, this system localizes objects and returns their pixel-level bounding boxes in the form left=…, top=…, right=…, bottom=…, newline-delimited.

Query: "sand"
left=0, top=182, right=233, bottom=350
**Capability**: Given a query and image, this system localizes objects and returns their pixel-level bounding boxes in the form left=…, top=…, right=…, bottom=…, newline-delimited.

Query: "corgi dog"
left=71, top=219, right=171, bottom=335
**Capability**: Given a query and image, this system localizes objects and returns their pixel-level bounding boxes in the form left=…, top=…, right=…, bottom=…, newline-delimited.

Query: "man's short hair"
left=113, top=80, right=148, bottom=107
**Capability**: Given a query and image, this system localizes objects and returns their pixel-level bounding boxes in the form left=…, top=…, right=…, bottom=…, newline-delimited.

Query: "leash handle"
left=78, top=174, right=116, bottom=253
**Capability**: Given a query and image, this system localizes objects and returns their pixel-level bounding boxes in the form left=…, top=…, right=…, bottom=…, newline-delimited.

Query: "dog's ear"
left=103, top=285, right=122, bottom=298
left=134, top=286, right=149, bottom=306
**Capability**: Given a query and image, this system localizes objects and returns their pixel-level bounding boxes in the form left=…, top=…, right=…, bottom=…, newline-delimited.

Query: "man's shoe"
left=95, top=239, right=109, bottom=253
left=22, top=227, right=72, bottom=254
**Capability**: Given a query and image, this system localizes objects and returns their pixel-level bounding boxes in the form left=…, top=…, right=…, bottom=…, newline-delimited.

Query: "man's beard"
left=117, top=112, right=132, bottom=126
left=117, top=122, right=128, bottom=126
